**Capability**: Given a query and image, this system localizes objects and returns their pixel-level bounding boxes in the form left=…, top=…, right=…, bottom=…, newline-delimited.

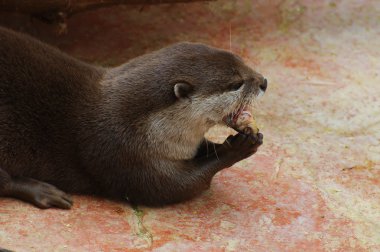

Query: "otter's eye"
left=229, top=81, right=244, bottom=91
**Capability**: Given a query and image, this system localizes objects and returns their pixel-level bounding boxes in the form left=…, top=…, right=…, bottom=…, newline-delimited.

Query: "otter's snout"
left=259, top=79, right=267, bottom=92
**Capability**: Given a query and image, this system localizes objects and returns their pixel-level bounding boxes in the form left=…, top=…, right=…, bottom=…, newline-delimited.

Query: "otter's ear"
left=174, top=82, right=193, bottom=100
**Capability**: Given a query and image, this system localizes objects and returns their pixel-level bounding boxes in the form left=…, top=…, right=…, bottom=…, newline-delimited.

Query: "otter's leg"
left=143, top=133, right=263, bottom=205
left=179, top=133, right=263, bottom=200
left=0, top=169, right=72, bottom=209
left=194, top=132, right=263, bottom=176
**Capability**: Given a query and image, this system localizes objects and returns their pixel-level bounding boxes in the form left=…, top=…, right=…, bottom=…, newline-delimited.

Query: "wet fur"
left=0, top=26, right=265, bottom=208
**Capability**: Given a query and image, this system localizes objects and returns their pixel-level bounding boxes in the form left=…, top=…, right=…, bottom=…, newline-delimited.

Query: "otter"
left=0, top=27, right=267, bottom=209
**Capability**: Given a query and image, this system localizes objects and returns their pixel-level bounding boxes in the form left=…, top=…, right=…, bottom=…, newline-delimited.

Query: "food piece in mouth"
left=236, top=111, right=259, bottom=134
left=223, top=108, right=259, bottom=135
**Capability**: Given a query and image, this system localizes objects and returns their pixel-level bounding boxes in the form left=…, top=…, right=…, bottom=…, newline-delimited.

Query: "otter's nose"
left=259, top=79, right=267, bottom=92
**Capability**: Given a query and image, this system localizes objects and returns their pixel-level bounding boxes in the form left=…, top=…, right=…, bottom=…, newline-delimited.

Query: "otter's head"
left=106, top=42, right=267, bottom=159
left=165, top=43, right=267, bottom=129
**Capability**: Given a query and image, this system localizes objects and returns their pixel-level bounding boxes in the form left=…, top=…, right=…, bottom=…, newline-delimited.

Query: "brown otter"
left=0, top=27, right=267, bottom=209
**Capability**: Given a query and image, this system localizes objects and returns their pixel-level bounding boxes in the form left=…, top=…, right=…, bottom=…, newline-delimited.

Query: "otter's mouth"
left=223, top=106, right=247, bottom=128
left=222, top=106, right=258, bottom=134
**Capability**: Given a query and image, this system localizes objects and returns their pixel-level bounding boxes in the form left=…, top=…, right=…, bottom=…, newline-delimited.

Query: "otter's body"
left=0, top=27, right=266, bottom=209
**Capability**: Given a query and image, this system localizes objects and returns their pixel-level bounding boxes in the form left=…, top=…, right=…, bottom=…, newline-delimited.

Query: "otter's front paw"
left=220, top=132, right=263, bottom=166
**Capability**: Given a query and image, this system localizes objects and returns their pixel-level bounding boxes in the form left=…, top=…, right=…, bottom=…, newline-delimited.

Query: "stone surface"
left=0, top=0, right=379, bottom=251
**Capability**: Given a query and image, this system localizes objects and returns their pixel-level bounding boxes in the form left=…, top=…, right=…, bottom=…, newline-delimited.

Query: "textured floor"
left=1, top=0, right=380, bottom=251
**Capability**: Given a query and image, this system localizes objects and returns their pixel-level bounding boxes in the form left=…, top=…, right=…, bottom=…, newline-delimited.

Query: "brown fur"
left=0, top=27, right=266, bottom=209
